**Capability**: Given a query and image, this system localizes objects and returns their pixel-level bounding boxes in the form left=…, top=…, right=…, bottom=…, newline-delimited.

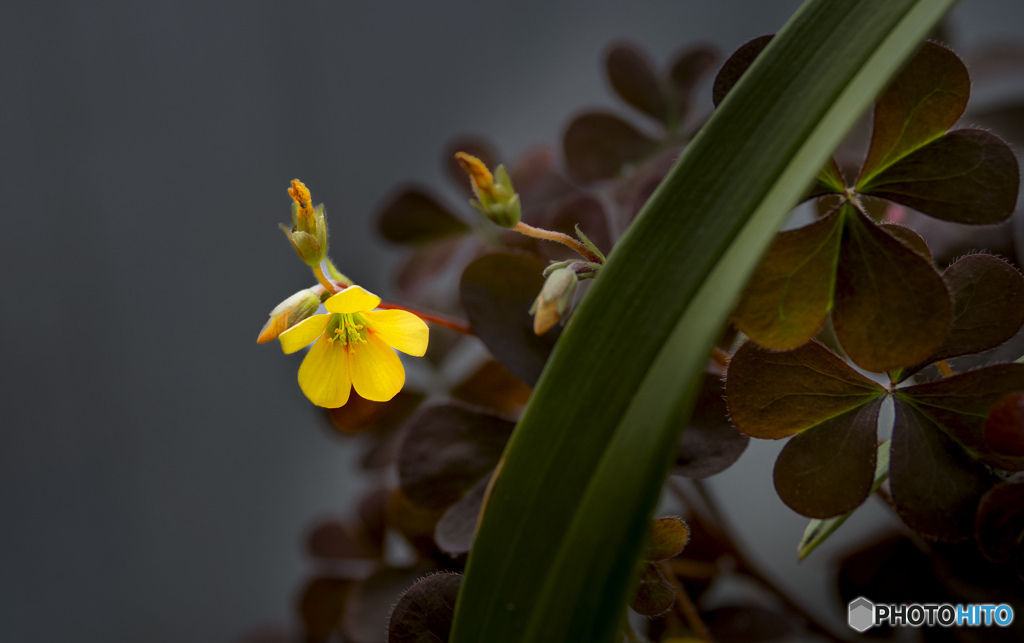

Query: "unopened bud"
left=530, top=268, right=577, bottom=335
left=455, top=152, right=521, bottom=228
left=283, top=180, right=328, bottom=266
left=257, top=288, right=321, bottom=343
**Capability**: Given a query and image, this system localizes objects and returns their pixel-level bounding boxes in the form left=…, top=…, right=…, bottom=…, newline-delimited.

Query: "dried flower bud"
left=455, top=152, right=521, bottom=228
left=282, top=179, right=328, bottom=266
left=257, top=288, right=321, bottom=343
left=530, top=268, right=578, bottom=335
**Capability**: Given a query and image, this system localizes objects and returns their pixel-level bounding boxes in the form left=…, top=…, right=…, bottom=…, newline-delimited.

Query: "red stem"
left=377, top=301, right=473, bottom=336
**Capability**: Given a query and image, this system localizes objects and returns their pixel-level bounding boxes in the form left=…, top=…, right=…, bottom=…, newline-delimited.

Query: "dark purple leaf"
left=378, top=188, right=470, bottom=244
left=674, top=374, right=748, bottom=478
left=460, top=253, right=561, bottom=386
left=975, top=482, right=1024, bottom=562
left=773, top=398, right=882, bottom=519
left=890, top=399, right=993, bottom=542
left=711, top=35, right=772, bottom=107
left=605, top=42, right=668, bottom=124
left=387, top=573, right=462, bottom=643
left=562, top=111, right=660, bottom=183
left=397, top=403, right=513, bottom=511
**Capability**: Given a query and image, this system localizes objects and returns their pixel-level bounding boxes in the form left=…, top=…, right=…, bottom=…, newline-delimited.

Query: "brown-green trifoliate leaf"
left=976, top=482, right=1024, bottom=563
left=388, top=573, right=463, bottom=643
left=986, top=393, right=1024, bottom=458
left=397, top=403, right=514, bottom=511
left=807, top=158, right=847, bottom=198
left=668, top=45, right=718, bottom=123
left=630, top=563, right=674, bottom=617
left=833, top=205, right=952, bottom=372
left=890, top=399, right=993, bottom=542
left=858, top=128, right=1020, bottom=224
left=435, top=473, right=491, bottom=556
left=300, top=577, right=351, bottom=641
left=345, top=565, right=434, bottom=643
left=328, top=390, right=424, bottom=435
left=931, top=254, right=1024, bottom=362
left=674, top=374, right=748, bottom=479
left=900, top=364, right=1024, bottom=470
left=563, top=111, right=660, bottom=183
left=725, top=340, right=885, bottom=439
left=605, top=43, right=668, bottom=125
left=646, top=517, right=689, bottom=561
left=858, top=41, right=970, bottom=185
left=731, top=209, right=843, bottom=350
left=711, top=35, right=772, bottom=107
left=460, top=253, right=561, bottom=386
left=378, top=188, right=470, bottom=244
left=773, top=398, right=882, bottom=519
left=878, top=222, right=932, bottom=261
left=307, top=519, right=368, bottom=560
left=712, top=34, right=846, bottom=203
left=451, top=360, right=531, bottom=416
left=797, top=440, right=891, bottom=561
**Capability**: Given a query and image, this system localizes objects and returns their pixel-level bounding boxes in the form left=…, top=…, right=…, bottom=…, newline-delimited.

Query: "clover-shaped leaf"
left=451, top=360, right=531, bottom=416
left=890, top=400, right=994, bottom=542
left=773, top=398, right=882, bottom=519
left=397, top=402, right=513, bottom=512
left=895, top=364, right=1024, bottom=471
left=858, top=41, right=970, bottom=183
left=832, top=205, right=952, bottom=372
left=858, top=128, right=1020, bottom=224
left=460, top=253, right=562, bottom=386
left=630, top=564, right=675, bottom=617
left=605, top=43, right=668, bottom=124
left=674, top=374, right=748, bottom=479
left=732, top=205, right=952, bottom=371
left=435, top=472, right=491, bottom=556
left=725, top=340, right=885, bottom=440
left=563, top=111, right=660, bottom=183
left=387, top=572, right=462, bottom=643
left=300, top=576, right=351, bottom=642
left=976, top=482, right=1024, bottom=569
left=378, top=187, right=471, bottom=245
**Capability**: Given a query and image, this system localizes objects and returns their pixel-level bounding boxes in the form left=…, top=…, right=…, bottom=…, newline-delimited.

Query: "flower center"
left=326, top=313, right=367, bottom=346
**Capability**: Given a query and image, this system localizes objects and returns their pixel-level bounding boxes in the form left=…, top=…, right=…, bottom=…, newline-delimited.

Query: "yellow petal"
left=297, top=334, right=352, bottom=408
left=324, top=285, right=381, bottom=314
left=349, top=332, right=405, bottom=402
left=278, top=314, right=330, bottom=354
left=362, top=310, right=429, bottom=356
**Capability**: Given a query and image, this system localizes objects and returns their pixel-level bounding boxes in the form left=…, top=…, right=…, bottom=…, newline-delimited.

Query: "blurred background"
left=2, top=2, right=1023, bottom=641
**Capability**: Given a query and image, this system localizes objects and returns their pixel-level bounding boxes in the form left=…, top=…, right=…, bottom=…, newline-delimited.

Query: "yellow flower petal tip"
left=287, top=179, right=312, bottom=209
left=324, top=285, right=382, bottom=315
left=455, top=152, right=496, bottom=197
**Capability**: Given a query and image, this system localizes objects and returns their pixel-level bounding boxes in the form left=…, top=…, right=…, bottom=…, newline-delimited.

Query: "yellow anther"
left=455, top=152, right=496, bottom=197
left=288, top=179, right=313, bottom=209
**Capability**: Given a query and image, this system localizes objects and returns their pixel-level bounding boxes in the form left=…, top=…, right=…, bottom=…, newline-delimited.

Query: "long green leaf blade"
left=451, top=1, right=957, bottom=641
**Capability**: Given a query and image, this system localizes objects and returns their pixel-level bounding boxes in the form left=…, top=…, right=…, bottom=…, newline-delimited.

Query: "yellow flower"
left=278, top=285, right=428, bottom=408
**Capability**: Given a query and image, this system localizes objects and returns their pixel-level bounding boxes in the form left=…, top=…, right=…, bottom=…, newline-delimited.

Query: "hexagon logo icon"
left=848, top=597, right=875, bottom=632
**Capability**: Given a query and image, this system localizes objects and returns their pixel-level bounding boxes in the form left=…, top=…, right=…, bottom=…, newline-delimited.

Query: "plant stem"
left=670, top=479, right=854, bottom=643
left=313, top=264, right=341, bottom=294
left=513, top=221, right=602, bottom=263
left=657, top=560, right=711, bottom=642
left=376, top=301, right=473, bottom=336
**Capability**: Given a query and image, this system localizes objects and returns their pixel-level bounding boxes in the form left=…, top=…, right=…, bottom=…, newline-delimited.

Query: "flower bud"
left=282, top=180, right=328, bottom=266
left=455, top=152, right=521, bottom=228
left=257, top=288, right=322, bottom=343
left=530, top=267, right=578, bottom=335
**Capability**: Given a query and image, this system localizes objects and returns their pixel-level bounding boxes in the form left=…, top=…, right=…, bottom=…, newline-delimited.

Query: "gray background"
left=2, top=2, right=1022, bottom=641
